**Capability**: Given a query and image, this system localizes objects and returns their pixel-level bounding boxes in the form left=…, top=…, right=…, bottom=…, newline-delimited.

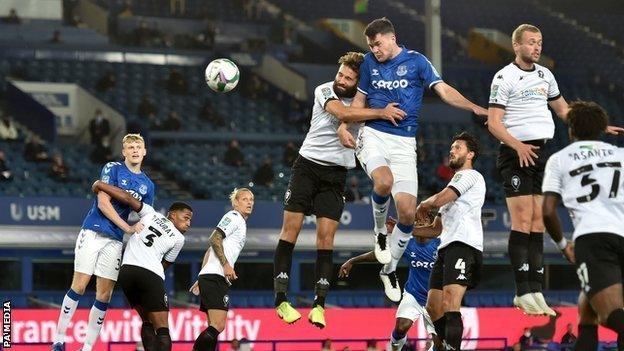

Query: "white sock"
left=372, top=191, right=391, bottom=234
left=390, top=332, right=408, bottom=351
left=383, top=221, right=413, bottom=274
left=82, top=299, right=108, bottom=351
left=54, top=288, right=82, bottom=344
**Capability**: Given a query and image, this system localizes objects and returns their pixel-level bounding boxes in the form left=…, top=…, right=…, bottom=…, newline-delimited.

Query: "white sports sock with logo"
left=54, top=289, right=82, bottom=344
left=372, top=192, right=391, bottom=234
left=82, top=299, right=108, bottom=351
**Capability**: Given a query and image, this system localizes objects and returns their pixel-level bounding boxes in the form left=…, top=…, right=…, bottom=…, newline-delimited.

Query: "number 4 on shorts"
left=455, top=258, right=466, bottom=273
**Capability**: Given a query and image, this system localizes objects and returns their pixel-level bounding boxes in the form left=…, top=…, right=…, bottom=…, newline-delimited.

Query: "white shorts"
left=396, top=291, right=435, bottom=335
left=74, top=229, right=123, bottom=281
left=355, top=126, right=418, bottom=197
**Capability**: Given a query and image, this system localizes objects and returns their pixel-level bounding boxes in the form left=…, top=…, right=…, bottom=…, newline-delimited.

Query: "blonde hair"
left=122, top=133, right=145, bottom=145
left=338, top=52, right=365, bottom=74
left=512, top=24, right=541, bottom=44
left=229, top=187, right=253, bottom=206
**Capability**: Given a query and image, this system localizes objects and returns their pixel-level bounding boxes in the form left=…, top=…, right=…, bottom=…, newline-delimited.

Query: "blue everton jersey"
left=403, top=237, right=441, bottom=306
left=357, top=48, right=442, bottom=137
left=82, top=161, right=155, bottom=241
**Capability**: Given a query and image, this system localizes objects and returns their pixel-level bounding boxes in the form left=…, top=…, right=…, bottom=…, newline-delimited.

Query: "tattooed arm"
left=209, top=229, right=237, bottom=281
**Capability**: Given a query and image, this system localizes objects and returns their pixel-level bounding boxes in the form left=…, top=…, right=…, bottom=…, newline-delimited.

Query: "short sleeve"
left=314, top=84, right=339, bottom=111
left=164, top=236, right=185, bottom=263
left=418, top=55, right=443, bottom=89
left=137, top=203, right=156, bottom=218
left=357, top=56, right=371, bottom=95
left=488, top=72, right=512, bottom=108
left=100, top=162, right=120, bottom=185
left=546, top=70, right=561, bottom=101
left=216, top=211, right=240, bottom=237
left=447, top=171, right=479, bottom=196
left=542, top=154, right=563, bottom=195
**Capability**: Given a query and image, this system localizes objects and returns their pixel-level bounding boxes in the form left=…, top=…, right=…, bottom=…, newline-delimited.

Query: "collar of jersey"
left=122, top=161, right=144, bottom=175
left=512, top=61, right=536, bottom=72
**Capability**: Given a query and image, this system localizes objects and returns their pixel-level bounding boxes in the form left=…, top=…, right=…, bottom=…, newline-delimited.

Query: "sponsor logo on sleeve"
left=321, top=87, right=333, bottom=100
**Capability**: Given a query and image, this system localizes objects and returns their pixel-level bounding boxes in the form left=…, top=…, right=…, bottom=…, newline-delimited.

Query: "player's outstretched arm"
left=326, top=100, right=405, bottom=125
left=432, top=82, right=488, bottom=118
left=338, top=251, right=376, bottom=278
left=542, top=192, right=574, bottom=263
left=549, top=96, right=623, bottom=135
left=413, top=216, right=442, bottom=238
left=92, top=180, right=143, bottom=212
left=416, top=188, right=459, bottom=221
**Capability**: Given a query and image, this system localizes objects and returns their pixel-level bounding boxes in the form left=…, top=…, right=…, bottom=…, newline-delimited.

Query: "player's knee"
left=70, top=283, right=87, bottom=295
left=395, top=319, right=412, bottom=334
left=510, top=208, right=533, bottom=231
left=530, top=222, right=545, bottom=233
left=596, top=309, right=617, bottom=327
left=397, top=206, right=416, bottom=223
left=511, top=221, right=532, bottom=233
left=580, top=313, right=599, bottom=326
left=442, top=296, right=461, bottom=312
left=316, top=233, right=335, bottom=249
left=374, top=176, right=393, bottom=195
left=279, top=224, right=300, bottom=242
left=426, top=303, right=443, bottom=321
left=210, top=321, right=225, bottom=333
left=71, top=275, right=90, bottom=294
left=151, top=314, right=169, bottom=329
left=95, top=289, right=113, bottom=303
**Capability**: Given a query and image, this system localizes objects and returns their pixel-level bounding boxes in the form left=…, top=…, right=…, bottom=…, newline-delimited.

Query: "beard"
left=333, top=81, right=357, bottom=98
left=520, top=51, right=540, bottom=64
left=449, top=155, right=466, bottom=170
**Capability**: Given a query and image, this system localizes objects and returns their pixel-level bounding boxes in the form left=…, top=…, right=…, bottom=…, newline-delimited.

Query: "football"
left=204, top=58, right=240, bottom=93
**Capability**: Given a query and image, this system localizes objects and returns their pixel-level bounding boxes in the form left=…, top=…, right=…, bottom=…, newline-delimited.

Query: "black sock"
left=313, top=249, right=333, bottom=308
left=606, top=309, right=624, bottom=349
left=141, top=322, right=157, bottom=351
left=274, top=239, right=295, bottom=306
left=528, top=232, right=544, bottom=293
left=444, top=311, right=463, bottom=351
left=193, top=325, right=220, bottom=351
left=508, top=230, right=531, bottom=296
left=574, top=324, right=598, bottom=351
left=433, top=315, right=447, bottom=343
left=155, top=327, right=172, bottom=351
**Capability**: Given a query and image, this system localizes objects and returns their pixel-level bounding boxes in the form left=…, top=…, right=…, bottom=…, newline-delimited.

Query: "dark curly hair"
left=568, top=101, right=608, bottom=140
